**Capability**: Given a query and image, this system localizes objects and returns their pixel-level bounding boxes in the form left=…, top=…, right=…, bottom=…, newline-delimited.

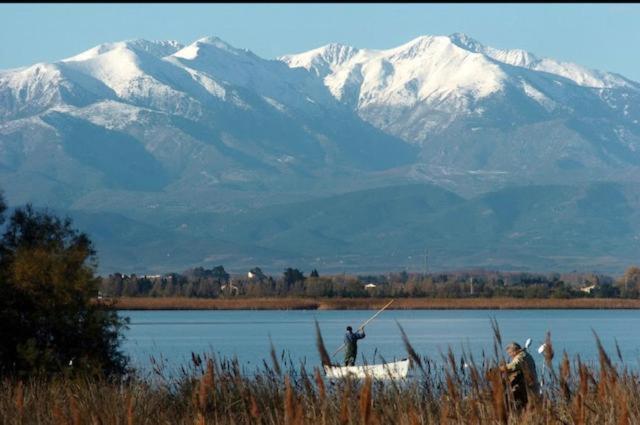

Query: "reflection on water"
left=121, top=309, right=640, bottom=375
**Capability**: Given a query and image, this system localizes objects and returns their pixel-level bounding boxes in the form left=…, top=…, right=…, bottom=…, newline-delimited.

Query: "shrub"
left=0, top=197, right=128, bottom=378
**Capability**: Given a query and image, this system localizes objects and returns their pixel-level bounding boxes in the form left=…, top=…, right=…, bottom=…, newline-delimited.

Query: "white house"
left=221, top=283, right=239, bottom=295
left=579, top=284, right=597, bottom=294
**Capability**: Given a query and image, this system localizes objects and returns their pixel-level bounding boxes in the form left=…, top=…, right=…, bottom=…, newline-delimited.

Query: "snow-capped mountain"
left=1, top=37, right=337, bottom=120
left=448, top=33, right=633, bottom=89
left=2, top=34, right=640, bottom=273
left=281, top=34, right=640, bottom=191
left=282, top=35, right=507, bottom=110
left=0, top=36, right=415, bottom=213
left=281, top=33, right=640, bottom=110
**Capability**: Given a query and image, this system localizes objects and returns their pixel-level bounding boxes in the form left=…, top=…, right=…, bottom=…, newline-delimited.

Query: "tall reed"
left=1, top=324, right=639, bottom=424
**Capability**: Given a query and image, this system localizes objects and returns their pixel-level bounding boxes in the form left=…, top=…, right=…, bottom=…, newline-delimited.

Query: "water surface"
left=121, top=309, right=640, bottom=375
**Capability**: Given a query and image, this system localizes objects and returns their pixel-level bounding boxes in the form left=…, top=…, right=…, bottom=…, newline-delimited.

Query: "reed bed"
left=111, top=297, right=321, bottom=310
left=111, top=296, right=640, bottom=310
left=1, top=324, right=639, bottom=424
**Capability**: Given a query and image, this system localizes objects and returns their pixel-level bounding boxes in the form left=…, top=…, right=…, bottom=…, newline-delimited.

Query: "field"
left=110, top=296, right=640, bottom=310
left=2, top=322, right=639, bottom=424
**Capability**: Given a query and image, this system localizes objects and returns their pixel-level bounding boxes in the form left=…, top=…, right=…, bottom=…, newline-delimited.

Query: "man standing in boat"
left=344, top=326, right=366, bottom=366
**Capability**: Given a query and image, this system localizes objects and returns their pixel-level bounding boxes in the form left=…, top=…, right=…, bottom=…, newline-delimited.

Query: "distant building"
left=221, top=283, right=239, bottom=295
left=580, top=284, right=597, bottom=294
left=248, top=267, right=266, bottom=281
left=364, top=283, right=377, bottom=289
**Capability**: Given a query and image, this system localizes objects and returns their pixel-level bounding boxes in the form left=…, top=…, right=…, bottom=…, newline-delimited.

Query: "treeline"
left=99, top=265, right=640, bottom=299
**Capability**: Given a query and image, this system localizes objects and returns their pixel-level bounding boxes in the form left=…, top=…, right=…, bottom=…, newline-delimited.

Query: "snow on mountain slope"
left=279, top=33, right=640, bottom=194
left=0, top=41, right=185, bottom=118
left=63, top=43, right=153, bottom=97
left=2, top=33, right=640, bottom=206
left=281, top=35, right=507, bottom=111
left=64, top=40, right=183, bottom=62
left=1, top=42, right=208, bottom=121
left=3, top=34, right=640, bottom=273
left=168, top=36, right=336, bottom=110
left=1, top=36, right=344, bottom=124
left=281, top=33, right=640, bottom=145
left=0, top=35, right=417, bottom=213
left=59, top=40, right=225, bottom=115
left=0, top=61, right=120, bottom=119
left=281, top=43, right=360, bottom=79
left=283, top=33, right=638, bottom=106
left=448, top=33, right=634, bottom=89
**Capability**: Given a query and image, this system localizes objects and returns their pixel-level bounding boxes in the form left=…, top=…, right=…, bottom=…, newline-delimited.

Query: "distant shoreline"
left=107, top=297, right=640, bottom=310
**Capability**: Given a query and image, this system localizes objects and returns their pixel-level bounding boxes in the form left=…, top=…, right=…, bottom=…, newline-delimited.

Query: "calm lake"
left=121, top=309, right=640, bottom=375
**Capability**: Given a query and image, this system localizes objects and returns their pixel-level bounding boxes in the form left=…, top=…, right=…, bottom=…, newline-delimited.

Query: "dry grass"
left=110, top=297, right=321, bottom=310
left=108, top=296, right=640, bottom=310
left=2, top=325, right=640, bottom=424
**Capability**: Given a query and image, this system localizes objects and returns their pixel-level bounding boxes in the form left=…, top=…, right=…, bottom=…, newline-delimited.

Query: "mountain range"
left=1, top=33, right=639, bottom=274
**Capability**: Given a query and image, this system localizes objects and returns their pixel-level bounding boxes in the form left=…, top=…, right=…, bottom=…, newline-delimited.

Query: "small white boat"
left=323, top=358, right=410, bottom=380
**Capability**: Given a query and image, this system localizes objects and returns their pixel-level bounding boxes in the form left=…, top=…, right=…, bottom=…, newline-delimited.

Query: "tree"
left=212, top=265, right=230, bottom=285
left=283, top=268, right=305, bottom=287
left=0, top=200, right=128, bottom=378
left=310, top=269, right=319, bottom=278
left=249, top=266, right=267, bottom=282
left=620, top=266, right=640, bottom=297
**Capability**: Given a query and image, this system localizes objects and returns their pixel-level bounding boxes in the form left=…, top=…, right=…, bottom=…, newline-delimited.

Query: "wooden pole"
left=331, top=299, right=395, bottom=358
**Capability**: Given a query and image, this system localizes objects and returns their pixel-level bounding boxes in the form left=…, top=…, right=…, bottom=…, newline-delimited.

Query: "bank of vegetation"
left=99, top=264, right=640, bottom=301
left=111, top=296, right=640, bottom=310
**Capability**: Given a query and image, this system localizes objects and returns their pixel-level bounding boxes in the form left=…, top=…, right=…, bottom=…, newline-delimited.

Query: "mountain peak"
left=317, top=42, right=358, bottom=57
left=389, top=34, right=468, bottom=60
left=126, top=39, right=184, bottom=58
left=310, top=42, right=359, bottom=64
left=194, top=36, right=233, bottom=48
left=279, top=42, right=360, bottom=79
left=172, top=36, right=250, bottom=61
left=394, top=35, right=439, bottom=51
left=448, top=35, right=630, bottom=88
left=448, top=33, right=536, bottom=66
left=448, top=32, right=485, bottom=52
left=62, top=39, right=183, bottom=63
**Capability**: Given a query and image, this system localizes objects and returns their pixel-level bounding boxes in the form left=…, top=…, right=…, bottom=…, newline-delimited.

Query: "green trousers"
left=344, top=347, right=357, bottom=366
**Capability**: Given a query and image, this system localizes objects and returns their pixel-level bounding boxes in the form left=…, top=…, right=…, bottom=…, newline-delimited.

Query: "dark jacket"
left=344, top=330, right=365, bottom=352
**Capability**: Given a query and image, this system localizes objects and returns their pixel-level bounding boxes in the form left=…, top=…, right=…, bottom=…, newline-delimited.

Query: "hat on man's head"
left=346, top=326, right=353, bottom=332
left=506, top=341, right=522, bottom=351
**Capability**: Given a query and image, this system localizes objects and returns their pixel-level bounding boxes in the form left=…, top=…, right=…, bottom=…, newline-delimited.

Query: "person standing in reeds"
left=344, top=326, right=365, bottom=366
left=501, top=342, right=540, bottom=409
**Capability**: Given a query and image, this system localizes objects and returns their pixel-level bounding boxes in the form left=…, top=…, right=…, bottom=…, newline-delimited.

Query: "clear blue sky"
left=2, top=3, right=640, bottom=80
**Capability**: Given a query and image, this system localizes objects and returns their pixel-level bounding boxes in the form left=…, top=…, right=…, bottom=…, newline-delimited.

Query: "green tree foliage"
left=249, top=267, right=267, bottom=282
left=283, top=268, right=305, bottom=287
left=0, top=198, right=128, bottom=378
left=212, top=265, right=230, bottom=284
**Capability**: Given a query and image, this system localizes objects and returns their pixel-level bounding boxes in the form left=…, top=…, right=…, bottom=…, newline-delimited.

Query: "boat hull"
left=323, top=359, right=410, bottom=380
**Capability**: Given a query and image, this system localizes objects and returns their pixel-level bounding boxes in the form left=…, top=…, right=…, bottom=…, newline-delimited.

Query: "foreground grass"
left=2, top=323, right=640, bottom=424
left=110, top=296, right=640, bottom=310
